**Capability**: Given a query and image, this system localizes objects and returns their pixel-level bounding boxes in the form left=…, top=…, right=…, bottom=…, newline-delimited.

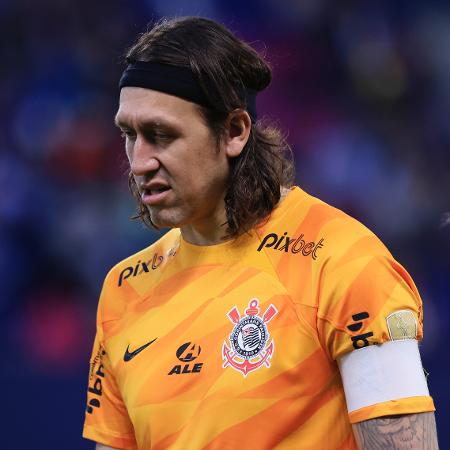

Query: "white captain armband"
left=337, top=339, right=429, bottom=413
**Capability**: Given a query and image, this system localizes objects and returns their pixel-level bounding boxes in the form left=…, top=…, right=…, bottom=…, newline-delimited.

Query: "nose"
left=129, top=135, right=160, bottom=177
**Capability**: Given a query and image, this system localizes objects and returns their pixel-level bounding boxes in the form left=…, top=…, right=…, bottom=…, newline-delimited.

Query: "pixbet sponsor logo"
left=347, top=311, right=374, bottom=349
left=117, top=253, right=164, bottom=287
left=86, top=347, right=106, bottom=414
left=257, top=232, right=324, bottom=259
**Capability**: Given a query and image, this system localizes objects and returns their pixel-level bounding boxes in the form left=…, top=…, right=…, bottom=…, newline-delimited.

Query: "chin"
left=149, top=209, right=186, bottom=230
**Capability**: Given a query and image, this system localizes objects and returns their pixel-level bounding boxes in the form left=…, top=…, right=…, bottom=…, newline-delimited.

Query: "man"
left=83, top=17, right=438, bottom=450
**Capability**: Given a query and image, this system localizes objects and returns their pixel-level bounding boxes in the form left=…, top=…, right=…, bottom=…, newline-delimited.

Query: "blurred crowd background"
left=1, top=0, right=449, bottom=448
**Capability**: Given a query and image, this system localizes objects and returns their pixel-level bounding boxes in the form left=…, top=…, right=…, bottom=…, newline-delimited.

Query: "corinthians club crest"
left=222, top=298, right=278, bottom=377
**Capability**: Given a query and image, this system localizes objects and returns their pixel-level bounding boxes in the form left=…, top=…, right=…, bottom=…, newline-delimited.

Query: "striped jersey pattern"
left=83, top=187, right=434, bottom=449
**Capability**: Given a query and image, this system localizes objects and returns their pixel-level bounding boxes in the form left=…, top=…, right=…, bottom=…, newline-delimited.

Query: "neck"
left=180, top=186, right=293, bottom=246
left=180, top=223, right=230, bottom=246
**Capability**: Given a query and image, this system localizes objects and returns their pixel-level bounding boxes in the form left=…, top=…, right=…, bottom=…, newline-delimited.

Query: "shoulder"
left=258, top=186, right=391, bottom=262
left=98, top=228, right=181, bottom=321
left=105, top=228, right=180, bottom=286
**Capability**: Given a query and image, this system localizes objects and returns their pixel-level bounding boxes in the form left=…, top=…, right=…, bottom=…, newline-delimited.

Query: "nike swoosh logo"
left=124, top=338, right=157, bottom=362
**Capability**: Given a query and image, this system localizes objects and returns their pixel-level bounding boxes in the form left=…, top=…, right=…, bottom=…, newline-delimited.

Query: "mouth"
left=141, top=186, right=171, bottom=206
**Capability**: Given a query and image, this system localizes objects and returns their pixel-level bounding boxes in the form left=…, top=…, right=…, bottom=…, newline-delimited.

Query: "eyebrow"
left=114, top=115, right=176, bottom=130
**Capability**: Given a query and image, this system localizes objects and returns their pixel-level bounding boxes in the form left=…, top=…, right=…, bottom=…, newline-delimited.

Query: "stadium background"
left=1, top=0, right=449, bottom=448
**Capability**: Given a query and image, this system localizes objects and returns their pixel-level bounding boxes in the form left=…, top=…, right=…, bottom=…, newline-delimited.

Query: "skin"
left=352, top=412, right=439, bottom=449
left=96, top=413, right=439, bottom=450
left=108, top=87, right=439, bottom=450
left=115, top=87, right=251, bottom=246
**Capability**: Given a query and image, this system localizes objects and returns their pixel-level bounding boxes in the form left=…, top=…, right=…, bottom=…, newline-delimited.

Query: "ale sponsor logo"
left=257, top=231, right=324, bottom=259
left=168, top=342, right=203, bottom=375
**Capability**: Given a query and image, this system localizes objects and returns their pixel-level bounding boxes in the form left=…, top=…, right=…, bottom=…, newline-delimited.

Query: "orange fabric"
left=83, top=187, right=434, bottom=449
left=349, top=396, right=436, bottom=424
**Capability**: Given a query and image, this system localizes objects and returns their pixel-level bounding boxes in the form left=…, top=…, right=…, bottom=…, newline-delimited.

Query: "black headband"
left=119, top=61, right=257, bottom=121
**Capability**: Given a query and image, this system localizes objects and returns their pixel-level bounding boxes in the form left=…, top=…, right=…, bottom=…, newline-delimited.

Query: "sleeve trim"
left=83, top=425, right=137, bottom=450
left=349, top=396, right=435, bottom=424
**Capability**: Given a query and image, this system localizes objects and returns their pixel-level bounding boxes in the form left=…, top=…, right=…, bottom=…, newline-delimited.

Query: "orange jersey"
left=83, top=187, right=434, bottom=449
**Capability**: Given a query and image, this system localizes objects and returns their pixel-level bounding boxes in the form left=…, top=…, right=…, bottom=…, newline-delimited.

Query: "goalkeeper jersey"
left=83, top=186, right=434, bottom=450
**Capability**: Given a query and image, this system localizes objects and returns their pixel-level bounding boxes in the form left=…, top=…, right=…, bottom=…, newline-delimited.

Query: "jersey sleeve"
left=316, top=231, right=435, bottom=422
left=82, top=280, right=138, bottom=449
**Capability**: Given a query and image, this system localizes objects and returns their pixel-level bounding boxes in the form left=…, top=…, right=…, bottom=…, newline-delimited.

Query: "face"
left=115, top=87, right=230, bottom=236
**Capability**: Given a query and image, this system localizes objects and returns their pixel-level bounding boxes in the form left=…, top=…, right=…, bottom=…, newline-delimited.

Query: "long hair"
left=125, top=16, right=295, bottom=238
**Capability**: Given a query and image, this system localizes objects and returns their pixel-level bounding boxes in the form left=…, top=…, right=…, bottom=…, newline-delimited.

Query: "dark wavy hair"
left=124, top=16, right=295, bottom=238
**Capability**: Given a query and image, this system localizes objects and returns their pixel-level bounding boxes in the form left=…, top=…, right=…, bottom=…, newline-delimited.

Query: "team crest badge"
left=222, top=298, right=278, bottom=377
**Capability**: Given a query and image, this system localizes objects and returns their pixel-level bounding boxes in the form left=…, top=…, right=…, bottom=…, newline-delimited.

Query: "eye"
left=145, top=130, right=175, bottom=146
left=154, top=132, right=171, bottom=141
left=120, top=129, right=136, bottom=140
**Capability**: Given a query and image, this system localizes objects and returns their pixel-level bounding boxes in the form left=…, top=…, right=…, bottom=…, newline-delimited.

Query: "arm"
left=352, top=412, right=439, bottom=450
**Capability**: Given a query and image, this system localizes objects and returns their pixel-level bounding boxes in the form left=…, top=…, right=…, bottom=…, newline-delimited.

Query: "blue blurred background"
left=1, top=0, right=449, bottom=448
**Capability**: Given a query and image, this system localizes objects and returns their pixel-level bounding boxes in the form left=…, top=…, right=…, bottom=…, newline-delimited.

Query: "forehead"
left=115, top=87, right=204, bottom=128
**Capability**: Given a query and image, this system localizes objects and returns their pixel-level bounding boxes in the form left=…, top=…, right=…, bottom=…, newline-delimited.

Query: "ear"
left=222, top=109, right=252, bottom=158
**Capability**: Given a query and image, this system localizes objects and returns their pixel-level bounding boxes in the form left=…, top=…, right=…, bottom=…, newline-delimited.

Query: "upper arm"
left=317, top=247, right=424, bottom=360
left=317, top=238, right=435, bottom=422
left=82, top=274, right=138, bottom=449
left=352, top=412, right=439, bottom=450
